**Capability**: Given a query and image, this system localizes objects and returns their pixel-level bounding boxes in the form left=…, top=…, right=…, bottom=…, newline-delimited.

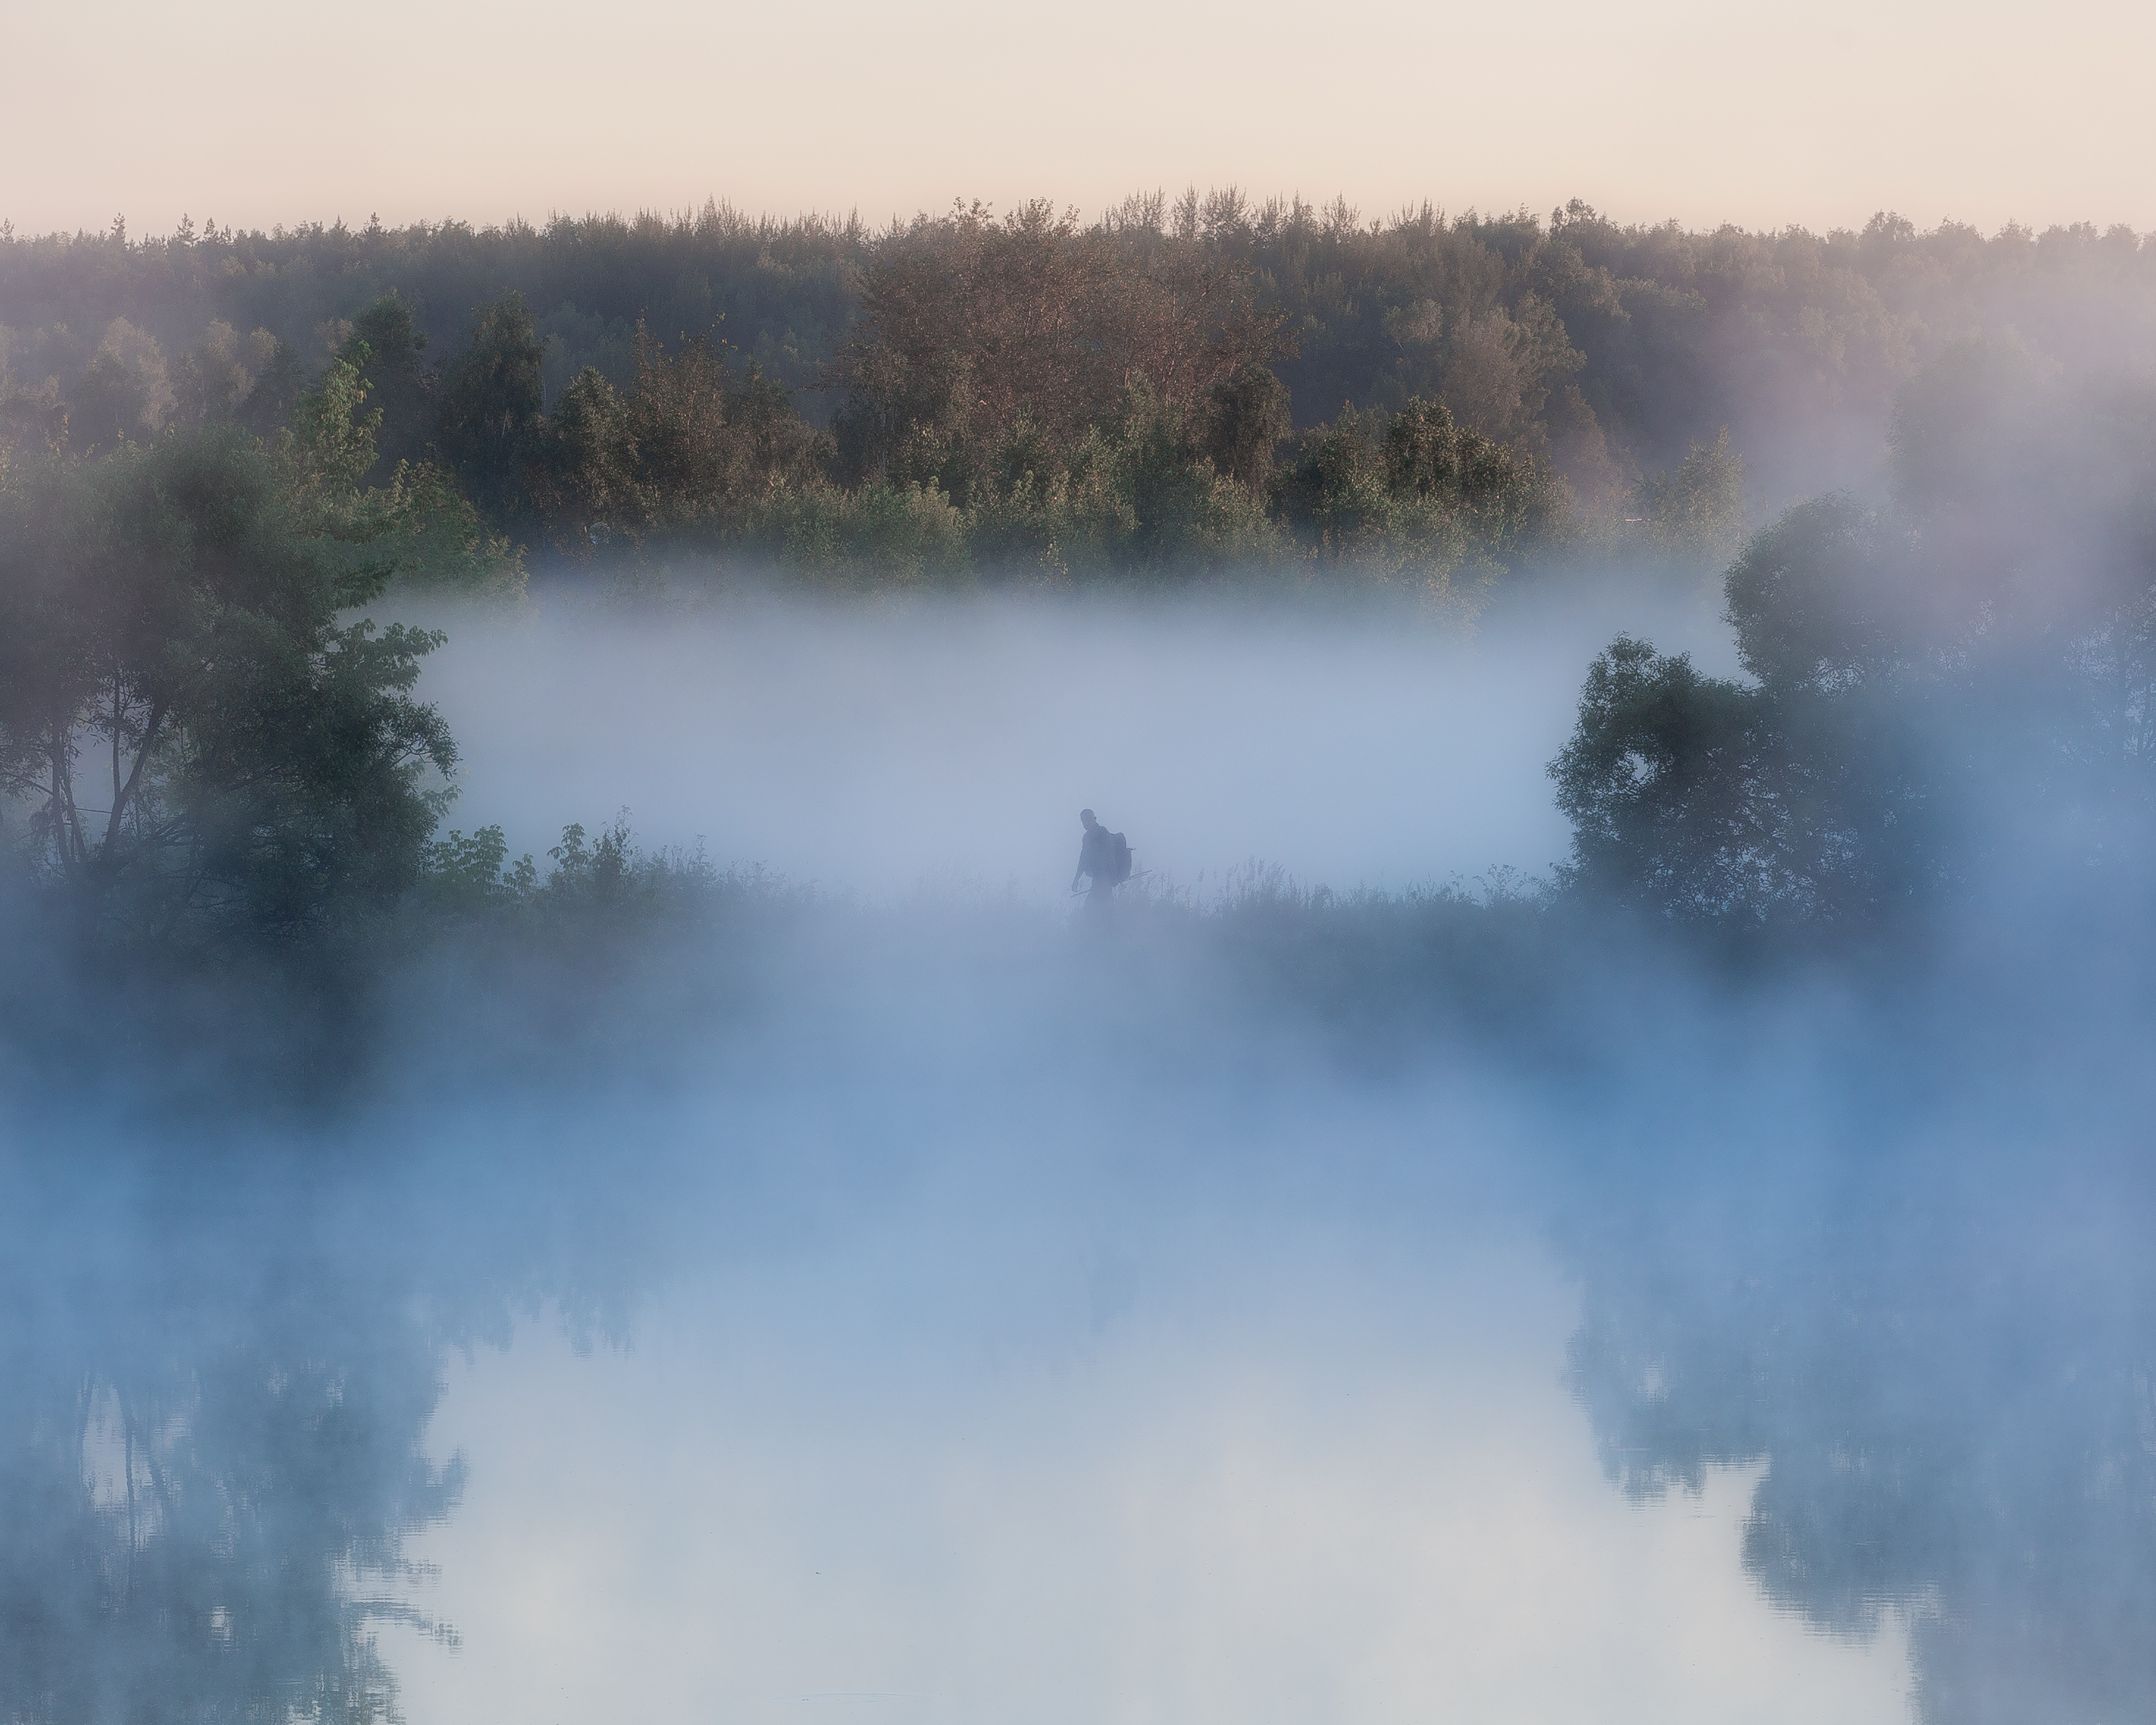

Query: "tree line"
left=12, top=194, right=2152, bottom=583
left=2, top=334, right=2150, bottom=965
left=1, top=206, right=2152, bottom=977
left=2, top=206, right=1700, bottom=590
left=8, top=195, right=2152, bottom=476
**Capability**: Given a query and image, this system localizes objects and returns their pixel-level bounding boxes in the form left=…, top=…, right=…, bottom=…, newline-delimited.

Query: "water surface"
left=8, top=591, right=2151, bottom=1725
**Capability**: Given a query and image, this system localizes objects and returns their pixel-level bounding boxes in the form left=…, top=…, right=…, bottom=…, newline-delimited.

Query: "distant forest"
left=5, top=192, right=2156, bottom=1038
left=4, top=194, right=2153, bottom=586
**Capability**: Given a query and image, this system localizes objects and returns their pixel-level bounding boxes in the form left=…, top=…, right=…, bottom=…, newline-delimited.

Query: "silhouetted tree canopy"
left=1553, top=345, right=2156, bottom=927
left=9, top=198, right=2147, bottom=584
left=0, top=416, right=485, bottom=954
left=434, top=290, right=545, bottom=525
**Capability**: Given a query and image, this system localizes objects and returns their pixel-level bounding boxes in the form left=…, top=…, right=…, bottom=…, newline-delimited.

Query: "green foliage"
left=269, top=351, right=523, bottom=596
left=14, top=200, right=2144, bottom=591
left=1722, top=494, right=1909, bottom=691
left=1273, top=395, right=1564, bottom=589
left=616, top=330, right=752, bottom=523
left=1552, top=353, right=2156, bottom=927
left=1203, top=362, right=1292, bottom=492
left=889, top=380, right=1280, bottom=581
left=1552, top=502, right=1969, bottom=928
left=169, top=320, right=277, bottom=428
left=523, top=363, right=637, bottom=549
left=418, top=823, right=537, bottom=916
left=435, top=291, right=545, bottom=523
left=825, top=201, right=1294, bottom=512
left=1277, top=408, right=1406, bottom=549
left=417, top=816, right=778, bottom=950
left=0, top=429, right=457, bottom=953
left=368, top=457, right=528, bottom=596
left=522, top=327, right=829, bottom=555
left=1086, top=380, right=1279, bottom=572
left=7, top=198, right=2154, bottom=507
left=288, top=355, right=382, bottom=494
left=337, top=295, right=434, bottom=478
left=1549, top=636, right=1789, bottom=919
left=959, top=445, right=1133, bottom=578
left=617, top=331, right=828, bottom=530
left=756, top=477, right=971, bottom=586
left=1382, top=395, right=1566, bottom=547
left=238, top=337, right=305, bottom=439
left=1628, top=428, right=1745, bottom=564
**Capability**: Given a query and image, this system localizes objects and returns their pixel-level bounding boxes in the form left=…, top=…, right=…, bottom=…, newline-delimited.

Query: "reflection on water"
left=1567, top=1140, right=2156, bottom=1721
left=4, top=939, right=2152, bottom=1725
left=386, top=1191, right=1909, bottom=1725
left=0, top=1162, right=466, bottom=1725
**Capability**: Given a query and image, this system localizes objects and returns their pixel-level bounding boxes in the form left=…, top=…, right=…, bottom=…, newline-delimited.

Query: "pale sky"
left=4, top=0, right=2152, bottom=238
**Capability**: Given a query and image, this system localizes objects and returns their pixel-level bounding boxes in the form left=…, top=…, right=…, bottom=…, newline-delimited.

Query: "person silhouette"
left=1070, top=808, right=1130, bottom=914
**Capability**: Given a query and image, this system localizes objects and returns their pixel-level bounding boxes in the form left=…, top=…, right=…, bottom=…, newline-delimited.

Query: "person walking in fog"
left=1071, top=808, right=1133, bottom=914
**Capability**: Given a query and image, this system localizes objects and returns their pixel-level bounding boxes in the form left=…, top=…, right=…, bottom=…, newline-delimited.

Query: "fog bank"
left=414, top=578, right=1730, bottom=898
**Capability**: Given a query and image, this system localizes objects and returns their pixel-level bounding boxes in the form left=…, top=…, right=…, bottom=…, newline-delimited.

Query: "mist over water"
left=413, top=577, right=1736, bottom=898
left=12, top=122, right=2156, bottom=1724
left=7, top=578, right=2154, bottom=1725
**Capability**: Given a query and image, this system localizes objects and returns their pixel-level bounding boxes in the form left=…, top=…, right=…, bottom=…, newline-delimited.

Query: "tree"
left=1380, top=395, right=1561, bottom=548
left=524, top=364, right=638, bottom=552
left=1544, top=353, right=2156, bottom=927
left=239, top=338, right=307, bottom=439
left=337, top=295, right=434, bottom=479
left=1630, top=428, right=1745, bottom=563
left=435, top=292, right=546, bottom=523
left=827, top=203, right=1292, bottom=507
left=1722, top=493, right=1914, bottom=694
left=282, top=353, right=525, bottom=599
left=1274, top=407, right=1396, bottom=550
left=1548, top=636, right=1792, bottom=919
left=1204, top=363, right=1292, bottom=492
left=0, top=427, right=457, bottom=953
left=620, top=327, right=760, bottom=526
left=169, top=321, right=277, bottom=429
left=522, top=328, right=829, bottom=553
left=1552, top=499, right=1965, bottom=929
left=67, top=353, right=153, bottom=455
left=1095, top=379, right=1275, bottom=570
left=1274, top=396, right=1563, bottom=568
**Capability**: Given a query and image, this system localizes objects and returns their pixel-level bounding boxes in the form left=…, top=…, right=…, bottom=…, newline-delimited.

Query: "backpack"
left=1105, top=830, right=1133, bottom=886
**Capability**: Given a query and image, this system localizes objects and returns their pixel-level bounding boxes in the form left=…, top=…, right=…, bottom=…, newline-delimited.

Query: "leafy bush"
left=0, top=429, right=457, bottom=953
left=1551, top=353, right=2156, bottom=929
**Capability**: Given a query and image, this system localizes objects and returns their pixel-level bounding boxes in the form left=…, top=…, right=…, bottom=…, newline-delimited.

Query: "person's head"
left=1080, top=809, right=1098, bottom=830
